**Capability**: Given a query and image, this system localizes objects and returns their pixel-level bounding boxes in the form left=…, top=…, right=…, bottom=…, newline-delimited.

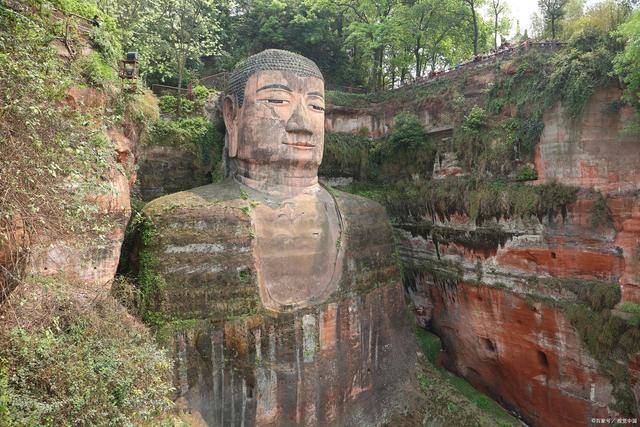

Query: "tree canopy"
left=93, top=0, right=640, bottom=94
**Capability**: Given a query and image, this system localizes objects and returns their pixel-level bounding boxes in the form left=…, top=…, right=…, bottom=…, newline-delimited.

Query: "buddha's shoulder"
left=327, top=186, right=390, bottom=225
left=143, top=180, right=248, bottom=220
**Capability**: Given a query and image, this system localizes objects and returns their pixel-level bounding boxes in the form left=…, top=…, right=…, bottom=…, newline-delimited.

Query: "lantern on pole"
left=119, top=51, right=139, bottom=92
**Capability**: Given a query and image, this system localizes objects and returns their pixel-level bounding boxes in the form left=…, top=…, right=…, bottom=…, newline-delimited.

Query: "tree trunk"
left=415, top=35, right=422, bottom=77
left=494, top=13, right=498, bottom=49
left=472, top=6, right=478, bottom=55
left=177, top=56, right=183, bottom=117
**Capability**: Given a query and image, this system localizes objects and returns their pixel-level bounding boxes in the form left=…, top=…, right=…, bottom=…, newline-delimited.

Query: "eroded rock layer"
left=428, top=281, right=612, bottom=427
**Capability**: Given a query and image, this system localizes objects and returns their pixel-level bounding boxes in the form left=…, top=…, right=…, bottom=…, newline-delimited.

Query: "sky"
left=501, top=0, right=602, bottom=37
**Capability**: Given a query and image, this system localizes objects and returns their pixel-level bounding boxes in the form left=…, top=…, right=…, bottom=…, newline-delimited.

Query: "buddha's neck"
left=233, top=160, right=319, bottom=197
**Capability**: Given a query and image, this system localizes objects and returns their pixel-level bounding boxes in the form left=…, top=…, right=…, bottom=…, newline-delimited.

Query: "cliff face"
left=429, top=282, right=612, bottom=427
left=325, top=53, right=640, bottom=424
left=136, top=145, right=211, bottom=202
left=26, top=87, right=141, bottom=288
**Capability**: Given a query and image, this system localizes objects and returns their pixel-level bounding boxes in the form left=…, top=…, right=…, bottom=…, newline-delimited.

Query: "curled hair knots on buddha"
left=225, top=49, right=324, bottom=107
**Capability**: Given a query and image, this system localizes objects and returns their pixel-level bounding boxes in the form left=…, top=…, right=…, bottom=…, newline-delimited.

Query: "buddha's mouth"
left=283, top=140, right=316, bottom=149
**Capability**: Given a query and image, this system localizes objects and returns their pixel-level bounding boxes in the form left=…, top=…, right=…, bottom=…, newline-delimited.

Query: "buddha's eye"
left=310, top=104, right=325, bottom=112
left=267, top=99, right=286, bottom=104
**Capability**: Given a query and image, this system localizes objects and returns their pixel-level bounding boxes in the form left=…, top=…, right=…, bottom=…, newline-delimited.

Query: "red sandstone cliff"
left=326, top=63, right=640, bottom=423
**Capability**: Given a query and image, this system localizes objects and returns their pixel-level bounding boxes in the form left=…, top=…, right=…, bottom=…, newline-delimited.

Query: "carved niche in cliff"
left=138, top=50, right=416, bottom=426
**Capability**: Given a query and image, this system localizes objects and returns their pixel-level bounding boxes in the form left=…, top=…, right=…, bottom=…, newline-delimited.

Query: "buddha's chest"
left=250, top=189, right=343, bottom=310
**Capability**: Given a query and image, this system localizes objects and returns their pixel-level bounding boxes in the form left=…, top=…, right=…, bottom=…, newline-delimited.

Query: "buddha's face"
left=223, top=70, right=325, bottom=176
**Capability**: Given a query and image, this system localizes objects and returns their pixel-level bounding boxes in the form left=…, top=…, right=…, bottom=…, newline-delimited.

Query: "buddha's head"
left=223, top=49, right=325, bottom=191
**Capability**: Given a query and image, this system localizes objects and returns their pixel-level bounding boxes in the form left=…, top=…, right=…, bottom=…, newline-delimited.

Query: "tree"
left=134, top=0, right=221, bottom=114
left=538, top=0, right=569, bottom=38
left=336, top=0, right=399, bottom=90
left=463, top=0, right=482, bottom=55
left=490, top=0, right=510, bottom=49
left=614, top=10, right=640, bottom=108
left=563, top=0, right=632, bottom=39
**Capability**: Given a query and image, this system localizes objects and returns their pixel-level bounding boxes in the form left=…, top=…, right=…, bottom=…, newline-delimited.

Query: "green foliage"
left=135, top=216, right=168, bottom=327
left=375, top=113, right=436, bottom=181
left=547, top=29, right=620, bottom=118
left=619, top=302, right=640, bottom=327
left=413, top=327, right=518, bottom=426
left=0, top=7, right=121, bottom=269
left=192, top=84, right=210, bottom=102
left=78, top=51, right=118, bottom=85
left=89, top=25, right=122, bottom=65
left=146, top=116, right=223, bottom=167
left=515, top=165, right=538, bottom=181
left=389, top=112, right=431, bottom=149
left=158, top=95, right=178, bottom=114
left=320, top=133, right=371, bottom=179
left=614, top=10, right=640, bottom=109
left=361, top=176, right=578, bottom=225
left=415, top=327, right=442, bottom=364
left=122, top=89, right=160, bottom=136
left=120, top=0, right=221, bottom=87
left=590, top=192, right=613, bottom=228
left=461, top=106, right=488, bottom=133
left=0, top=366, right=8, bottom=423
left=0, top=281, right=174, bottom=426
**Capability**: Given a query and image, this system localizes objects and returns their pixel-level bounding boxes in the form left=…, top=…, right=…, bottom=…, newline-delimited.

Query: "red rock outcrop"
left=428, top=281, right=613, bottom=427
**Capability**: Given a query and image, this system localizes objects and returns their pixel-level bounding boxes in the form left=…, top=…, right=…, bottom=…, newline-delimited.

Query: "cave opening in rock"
left=537, top=350, right=549, bottom=368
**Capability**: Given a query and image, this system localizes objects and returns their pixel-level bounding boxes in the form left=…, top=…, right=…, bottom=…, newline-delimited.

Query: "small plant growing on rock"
left=515, top=165, right=538, bottom=181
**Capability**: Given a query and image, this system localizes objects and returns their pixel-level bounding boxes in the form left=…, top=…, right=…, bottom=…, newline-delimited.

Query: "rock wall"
left=535, top=88, right=640, bottom=195
left=428, top=281, right=612, bottom=427
left=326, top=53, right=640, bottom=423
left=26, top=87, right=137, bottom=288
left=136, top=145, right=212, bottom=202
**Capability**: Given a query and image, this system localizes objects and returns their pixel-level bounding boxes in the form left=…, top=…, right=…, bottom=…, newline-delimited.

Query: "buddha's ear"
left=223, top=95, right=238, bottom=158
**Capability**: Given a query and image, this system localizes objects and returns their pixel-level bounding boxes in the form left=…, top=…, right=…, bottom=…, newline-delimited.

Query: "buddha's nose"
left=285, top=101, right=313, bottom=136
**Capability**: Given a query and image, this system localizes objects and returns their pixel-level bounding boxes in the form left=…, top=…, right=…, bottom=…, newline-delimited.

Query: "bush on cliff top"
left=0, top=279, right=174, bottom=426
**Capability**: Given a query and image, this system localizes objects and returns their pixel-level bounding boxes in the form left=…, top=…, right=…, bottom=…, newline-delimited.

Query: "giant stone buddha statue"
left=139, top=49, right=416, bottom=426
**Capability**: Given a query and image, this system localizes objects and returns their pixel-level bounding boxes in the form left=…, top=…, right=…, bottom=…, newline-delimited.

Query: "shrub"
left=619, top=302, right=640, bottom=327
left=78, top=51, right=118, bottom=86
left=375, top=113, right=436, bottom=181
left=515, top=165, right=538, bottom=181
left=590, top=193, right=613, bottom=228
left=158, top=95, right=178, bottom=114
left=614, top=11, right=640, bottom=108
left=320, top=132, right=371, bottom=179
left=0, top=280, right=174, bottom=426
left=546, top=29, right=620, bottom=118
left=192, top=84, right=209, bottom=102
left=124, top=89, right=160, bottom=137
left=461, top=106, right=487, bottom=133
left=389, top=112, right=430, bottom=149
left=1, top=12, right=117, bottom=293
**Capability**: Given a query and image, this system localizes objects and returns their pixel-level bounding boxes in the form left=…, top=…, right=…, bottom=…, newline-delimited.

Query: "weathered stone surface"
left=136, top=145, right=212, bottom=202
left=398, top=189, right=638, bottom=424
left=142, top=180, right=416, bottom=426
left=535, top=87, right=640, bottom=194
left=428, top=281, right=613, bottom=427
